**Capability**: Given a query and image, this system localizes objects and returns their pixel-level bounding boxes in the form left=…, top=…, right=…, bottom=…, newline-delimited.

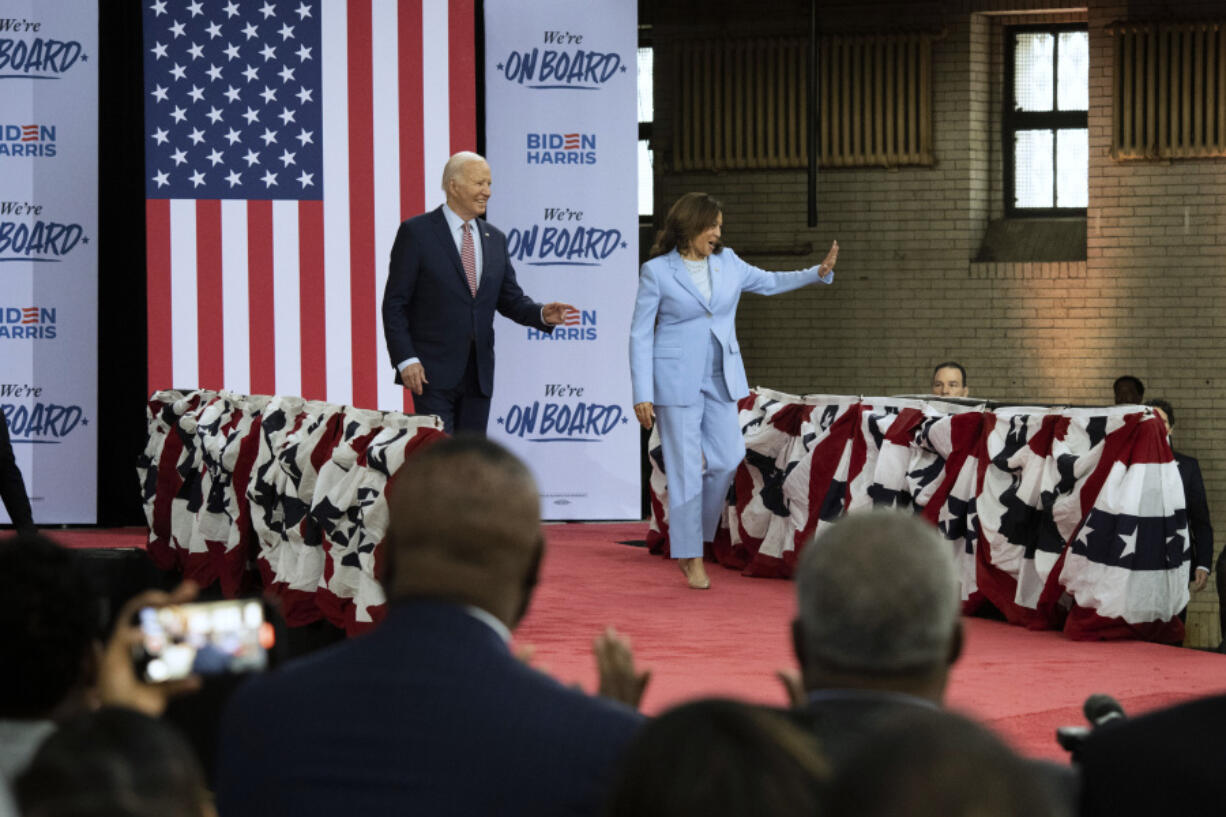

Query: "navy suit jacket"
left=216, top=601, right=643, bottom=817
left=1174, top=451, right=1214, bottom=570
left=382, top=206, right=551, bottom=394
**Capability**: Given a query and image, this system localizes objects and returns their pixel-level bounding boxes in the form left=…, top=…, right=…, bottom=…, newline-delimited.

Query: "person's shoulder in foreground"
left=215, top=434, right=643, bottom=817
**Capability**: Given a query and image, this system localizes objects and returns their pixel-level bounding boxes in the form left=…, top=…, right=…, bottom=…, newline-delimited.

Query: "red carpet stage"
left=58, top=523, right=1226, bottom=762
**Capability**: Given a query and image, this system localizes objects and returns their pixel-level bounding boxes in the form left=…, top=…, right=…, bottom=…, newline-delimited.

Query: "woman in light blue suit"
left=630, top=193, right=838, bottom=589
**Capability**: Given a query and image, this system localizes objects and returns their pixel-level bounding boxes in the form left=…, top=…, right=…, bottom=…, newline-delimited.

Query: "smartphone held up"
left=134, top=598, right=275, bottom=683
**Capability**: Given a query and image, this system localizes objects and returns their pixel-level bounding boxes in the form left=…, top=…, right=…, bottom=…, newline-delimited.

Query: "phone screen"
left=135, top=598, right=273, bottom=682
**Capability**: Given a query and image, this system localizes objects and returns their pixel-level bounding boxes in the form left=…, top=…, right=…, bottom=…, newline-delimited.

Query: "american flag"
left=143, top=0, right=476, bottom=410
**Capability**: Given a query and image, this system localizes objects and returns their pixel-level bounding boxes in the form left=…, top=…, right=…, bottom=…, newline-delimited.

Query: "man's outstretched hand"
left=542, top=302, right=578, bottom=326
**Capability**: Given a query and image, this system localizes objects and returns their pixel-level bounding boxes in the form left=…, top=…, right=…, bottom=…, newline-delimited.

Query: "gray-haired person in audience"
left=781, top=511, right=965, bottom=762
left=779, top=510, right=1076, bottom=806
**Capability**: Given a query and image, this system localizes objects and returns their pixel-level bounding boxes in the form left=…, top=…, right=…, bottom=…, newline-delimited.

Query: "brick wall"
left=648, top=0, right=1226, bottom=646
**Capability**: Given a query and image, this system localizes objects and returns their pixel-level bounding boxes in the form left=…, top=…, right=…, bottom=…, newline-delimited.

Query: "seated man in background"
left=1113, top=374, right=1145, bottom=405
left=217, top=435, right=646, bottom=817
left=931, top=361, right=969, bottom=398
left=1147, top=399, right=1213, bottom=598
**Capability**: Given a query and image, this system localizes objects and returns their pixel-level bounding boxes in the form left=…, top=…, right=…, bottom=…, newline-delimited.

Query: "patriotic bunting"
left=647, top=390, right=1190, bottom=642
left=140, top=389, right=445, bottom=633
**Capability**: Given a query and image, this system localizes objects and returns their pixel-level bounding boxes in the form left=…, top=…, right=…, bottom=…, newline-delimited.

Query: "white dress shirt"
left=396, top=203, right=485, bottom=372
left=682, top=255, right=712, bottom=302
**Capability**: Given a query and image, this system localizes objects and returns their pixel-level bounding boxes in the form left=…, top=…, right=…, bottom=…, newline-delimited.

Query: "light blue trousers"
left=654, top=336, right=745, bottom=559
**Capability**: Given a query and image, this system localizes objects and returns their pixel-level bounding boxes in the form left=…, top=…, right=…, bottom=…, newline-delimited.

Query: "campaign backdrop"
left=0, top=0, right=97, bottom=523
left=142, top=0, right=476, bottom=413
left=484, top=0, right=639, bottom=520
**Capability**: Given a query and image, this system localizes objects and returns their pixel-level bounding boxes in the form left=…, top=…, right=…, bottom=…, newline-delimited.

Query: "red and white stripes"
left=146, top=0, right=476, bottom=410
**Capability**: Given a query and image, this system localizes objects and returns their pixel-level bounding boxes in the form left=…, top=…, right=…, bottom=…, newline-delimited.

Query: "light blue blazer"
left=629, top=247, right=831, bottom=407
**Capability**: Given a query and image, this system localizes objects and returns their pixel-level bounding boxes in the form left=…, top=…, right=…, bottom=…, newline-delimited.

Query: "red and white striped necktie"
left=461, top=221, right=477, bottom=296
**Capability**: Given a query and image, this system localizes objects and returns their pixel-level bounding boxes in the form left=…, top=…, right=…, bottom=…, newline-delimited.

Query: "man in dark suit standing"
left=1146, top=400, right=1213, bottom=596
left=382, top=152, right=574, bottom=433
left=215, top=435, right=645, bottom=817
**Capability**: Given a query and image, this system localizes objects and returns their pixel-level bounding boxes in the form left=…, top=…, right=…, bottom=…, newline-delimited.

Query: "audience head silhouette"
left=0, top=533, right=101, bottom=721
left=383, top=433, right=545, bottom=629
left=15, top=707, right=214, bottom=817
left=827, top=707, right=1070, bottom=817
left=794, top=510, right=962, bottom=701
left=604, top=698, right=828, bottom=817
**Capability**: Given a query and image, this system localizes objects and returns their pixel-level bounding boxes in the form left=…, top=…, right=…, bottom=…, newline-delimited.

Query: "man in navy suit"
left=215, top=435, right=645, bottom=817
left=1146, top=400, right=1213, bottom=595
left=382, top=152, right=574, bottom=433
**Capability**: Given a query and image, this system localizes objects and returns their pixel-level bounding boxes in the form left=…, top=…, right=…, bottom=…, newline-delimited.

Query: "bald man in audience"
left=931, top=362, right=968, bottom=398
left=216, top=435, right=644, bottom=817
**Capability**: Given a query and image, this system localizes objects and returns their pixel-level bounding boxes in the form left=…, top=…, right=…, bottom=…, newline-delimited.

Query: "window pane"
left=1014, top=129, right=1054, bottom=208
left=637, top=47, right=653, bottom=124
left=1056, top=128, right=1088, bottom=207
left=638, top=139, right=653, bottom=216
left=1057, top=31, right=1089, bottom=111
left=1014, top=32, right=1054, bottom=111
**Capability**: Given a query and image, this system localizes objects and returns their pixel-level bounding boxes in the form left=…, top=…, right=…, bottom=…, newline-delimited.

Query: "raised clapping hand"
left=775, top=668, right=807, bottom=709
left=819, top=240, right=839, bottom=276
left=594, top=626, right=650, bottom=709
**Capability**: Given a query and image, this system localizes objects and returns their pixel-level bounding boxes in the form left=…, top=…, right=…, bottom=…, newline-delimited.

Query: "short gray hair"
left=441, top=151, right=486, bottom=191
left=795, top=510, right=960, bottom=675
